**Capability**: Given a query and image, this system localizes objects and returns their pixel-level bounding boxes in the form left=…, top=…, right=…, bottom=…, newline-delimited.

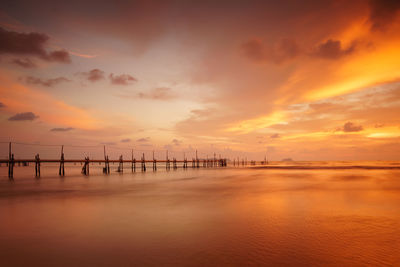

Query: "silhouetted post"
left=82, top=157, right=89, bottom=175
left=153, top=151, right=157, bottom=171
left=196, top=150, right=199, bottom=168
left=35, top=154, right=41, bottom=177
left=87, top=157, right=90, bottom=175
left=103, top=152, right=109, bottom=174
left=103, top=145, right=108, bottom=173
left=173, top=158, right=177, bottom=169
left=9, top=154, right=14, bottom=179
left=107, top=156, right=110, bottom=173
left=118, top=155, right=123, bottom=172
left=141, top=153, right=146, bottom=172
left=131, top=149, right=136, bottom=172
left=8, top=142, right=13, bottom=179
left=59, top=145, right=65, bottom=176
left=166, top=150, right=170, bottom=170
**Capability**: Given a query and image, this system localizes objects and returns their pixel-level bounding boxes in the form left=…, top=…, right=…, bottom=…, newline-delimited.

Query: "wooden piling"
left=9, top=154, right=14, bottom=179
left=165, top=150, right=170, bottom=170
left=35, top=154, right=40, bottom=177
left=183, top=153, right=187, bottom=169
left=103, top=145, right=108, bottom=174
left=118, top=155, right=123, bottom=172
left=107, top=156, right=110, bottom=173
left=8, top=142, right=14, bottom=179
left=82, top=157, right=89, bottom=175
left=141, top=153, right=146, bottom=172
left=131, top=149, right=135, bottom=172
left=59, top=145, right=65, bottom=176
left=153, top=151, right=157, bottom=171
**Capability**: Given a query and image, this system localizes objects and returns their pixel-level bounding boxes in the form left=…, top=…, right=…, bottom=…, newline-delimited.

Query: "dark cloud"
left=11, top=58, right=36, bottom=68
left=342, top=122, right=363, bottom=132
left=109, top=73, right=137, bottom=85
left=242, top=38, right=300, bottom=64
left=24, top=76, right=70, bottom=87
left=137, top=137, right=150, bottom=142
left=172, top=139, right=182, bottom=146
left=270, top=133, right=281, bottom=138
left=8, top=112, right=38, bottom=121
left=120, top=138, right=131, bottom=143
left=137, top=87, right=176, bottom=100
left=78, top=69, right=105, bottom=82
left=368, top=0, right=400, bottom=31
left=0, top=27, right=71, bottom=63
left=50, top=127, right=74, bottom=132
left=0, top=27, right=47, bottom=55
left=312, top=39, right=356, bottom=59
left=0, top=102, right=5, bottom=108
left=44, top=49, right=70, bottom=63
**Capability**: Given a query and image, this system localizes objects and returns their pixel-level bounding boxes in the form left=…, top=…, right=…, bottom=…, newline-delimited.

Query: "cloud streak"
left=8, top=111, right=38, bottom=121
left=11, top=58, right=36, bottom=68
left=109, top=73, right=137, bottom=85
left=137, top=87, right=176, bottom=100
left=50, top=127, right=74, bottom=132
left=24, top=76, right=70, bottom=87
left=77, top=69, right=105, bottom=82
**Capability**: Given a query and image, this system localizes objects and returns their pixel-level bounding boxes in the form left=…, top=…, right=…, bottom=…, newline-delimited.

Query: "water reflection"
left=0, top=165, right=400, bottom=266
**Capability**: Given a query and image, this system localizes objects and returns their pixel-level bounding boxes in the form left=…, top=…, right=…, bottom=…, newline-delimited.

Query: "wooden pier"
left=1, top=142, right=229, bottom=179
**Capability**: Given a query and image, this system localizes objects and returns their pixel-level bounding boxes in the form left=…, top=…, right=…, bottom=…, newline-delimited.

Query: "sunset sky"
left=0, top=0, right=399, bottom=160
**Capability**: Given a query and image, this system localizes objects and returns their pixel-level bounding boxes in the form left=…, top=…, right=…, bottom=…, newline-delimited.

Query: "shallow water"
left=1, top=163, right=400, bottom=266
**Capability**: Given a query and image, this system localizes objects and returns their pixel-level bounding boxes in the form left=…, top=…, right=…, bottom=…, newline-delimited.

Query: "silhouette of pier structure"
left=1, top=142, right=232, bottom=179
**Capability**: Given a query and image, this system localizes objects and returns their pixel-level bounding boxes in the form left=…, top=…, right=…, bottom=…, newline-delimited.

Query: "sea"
left=0, top=161, right=399, bottom=266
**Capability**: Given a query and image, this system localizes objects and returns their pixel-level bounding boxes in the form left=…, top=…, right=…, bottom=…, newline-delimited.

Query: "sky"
left=0, top=0, right=399, bottom=160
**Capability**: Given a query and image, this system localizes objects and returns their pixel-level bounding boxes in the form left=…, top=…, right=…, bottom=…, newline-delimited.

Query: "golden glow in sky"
left=0, top=0, right=399, bottom=160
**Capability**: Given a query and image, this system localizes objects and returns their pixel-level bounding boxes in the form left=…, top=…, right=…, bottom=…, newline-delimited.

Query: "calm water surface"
left=1, top=162, right=400, bottom=266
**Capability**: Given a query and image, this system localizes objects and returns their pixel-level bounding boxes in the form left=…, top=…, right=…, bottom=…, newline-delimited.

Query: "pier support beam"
left=103, top=146, right=109, bottom=174
left=82, top=157, right=89, bottom=175
left=166, top=150, right=170, bottom=170
left=141, top=153, right=146, bottom=172
left=59, top=145, right=65, bottom=177
left=35, top=154, right=40, bottom=177
left=8, top=142, right=14, bottom=179
left=118, top=155, right=123, bottom=172
left=153, top=151, right=157, bottom=171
